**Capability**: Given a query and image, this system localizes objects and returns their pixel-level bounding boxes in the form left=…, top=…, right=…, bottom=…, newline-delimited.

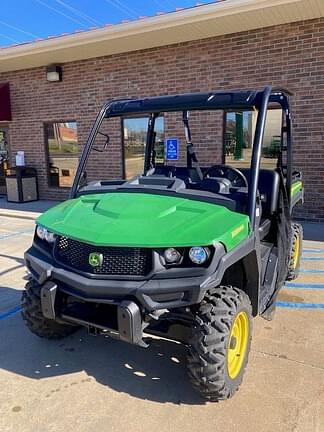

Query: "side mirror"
left=93, top=131, right=110, bottom=152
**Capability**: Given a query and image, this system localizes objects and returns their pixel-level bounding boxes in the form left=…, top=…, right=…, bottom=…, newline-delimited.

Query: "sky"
left=0, top=0, right=217, bottom=48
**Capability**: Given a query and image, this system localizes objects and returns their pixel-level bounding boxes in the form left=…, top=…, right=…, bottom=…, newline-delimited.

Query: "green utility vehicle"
left=22, top=87, right=303, bottom=400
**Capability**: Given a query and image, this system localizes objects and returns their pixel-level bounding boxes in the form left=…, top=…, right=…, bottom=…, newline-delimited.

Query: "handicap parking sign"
left=166, top=138, right=179, bottom=160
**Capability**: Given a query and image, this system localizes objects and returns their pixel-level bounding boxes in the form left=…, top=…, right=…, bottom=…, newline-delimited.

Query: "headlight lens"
left=36, top=225, right=46, bottom=240
left=36, top=225, right=56, bottom=243
left=164, top=248, right=182, bottom=264
left=45, top=230, right=57, bottom=243
left=189, top=247, right=210, bottom=264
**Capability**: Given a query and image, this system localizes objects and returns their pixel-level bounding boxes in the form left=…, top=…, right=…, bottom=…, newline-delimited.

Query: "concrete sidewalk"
left=0, top=197, right=60, bottom=220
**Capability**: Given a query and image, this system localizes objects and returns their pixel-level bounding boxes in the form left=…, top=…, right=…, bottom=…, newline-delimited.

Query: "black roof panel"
left=104, top=87, right=290, bottom=117
left=105, top=90, right=263, bottom=117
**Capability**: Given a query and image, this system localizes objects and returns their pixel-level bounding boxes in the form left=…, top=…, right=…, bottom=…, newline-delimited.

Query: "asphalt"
left=0, top=215, right=323, bottom=432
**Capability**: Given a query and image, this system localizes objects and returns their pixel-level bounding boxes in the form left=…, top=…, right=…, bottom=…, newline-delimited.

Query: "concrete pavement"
left=0, top=215, right=323, bottom=432
left=0, top=197, right=60, bottom=220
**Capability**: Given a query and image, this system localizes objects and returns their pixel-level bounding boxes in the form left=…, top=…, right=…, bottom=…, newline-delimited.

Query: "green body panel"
left=37, top=192, right=250, bottom=250
left=291, top=180, right=303, bottom=197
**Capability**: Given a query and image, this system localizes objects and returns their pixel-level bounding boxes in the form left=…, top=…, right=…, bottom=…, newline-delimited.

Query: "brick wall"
left=0, top=18, right=324, bottom=219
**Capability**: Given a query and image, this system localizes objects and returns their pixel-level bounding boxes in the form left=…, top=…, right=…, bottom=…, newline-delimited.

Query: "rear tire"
left=187, top=286, right=252, bottom=401
left=21, top=280, right=77, bottom=339
left=286, top=223, right=303, bottom=281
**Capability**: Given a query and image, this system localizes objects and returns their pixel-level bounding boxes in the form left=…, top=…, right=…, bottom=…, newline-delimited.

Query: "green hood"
left=37, top=192, right=249, bottom=250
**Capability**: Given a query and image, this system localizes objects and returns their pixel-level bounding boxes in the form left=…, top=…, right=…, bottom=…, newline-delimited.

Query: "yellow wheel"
left=227, top=311, right=249, bottom=379
left=287, top=223, right=303, bottom=281
left=187, top=286, right=252, bottom=401
left=292, top=233, right=300, bottom=270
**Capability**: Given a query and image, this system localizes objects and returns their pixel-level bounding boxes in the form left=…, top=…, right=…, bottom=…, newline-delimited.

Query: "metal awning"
left=0, top=0, right=324, bottom=73
left=0, top=83, right=12, bottom=121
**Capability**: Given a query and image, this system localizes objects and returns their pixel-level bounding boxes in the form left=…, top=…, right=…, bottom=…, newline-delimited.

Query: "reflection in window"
left=123, top=117, right=164, bottom=179
left=224, top=110, right=282, bottom=169
left=45, top=122, right=78, bottom=188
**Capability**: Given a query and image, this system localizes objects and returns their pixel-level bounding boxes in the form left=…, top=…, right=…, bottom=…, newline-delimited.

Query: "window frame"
left=44, top=120, right=79, bottom=189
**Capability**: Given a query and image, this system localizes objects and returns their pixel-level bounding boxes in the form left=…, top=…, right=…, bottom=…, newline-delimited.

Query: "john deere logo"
left=89, top=252, right=103, bottom=267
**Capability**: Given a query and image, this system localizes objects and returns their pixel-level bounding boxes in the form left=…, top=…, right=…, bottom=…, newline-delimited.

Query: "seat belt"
left=182, top=111, right=203, bottom=181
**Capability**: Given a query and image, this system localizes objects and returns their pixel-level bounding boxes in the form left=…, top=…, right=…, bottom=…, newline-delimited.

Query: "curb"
left=0, top=210, right=39, bottom=221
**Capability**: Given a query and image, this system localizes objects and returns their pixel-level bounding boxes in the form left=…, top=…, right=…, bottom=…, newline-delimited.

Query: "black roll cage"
left=71, top=86, right=293, bottom=231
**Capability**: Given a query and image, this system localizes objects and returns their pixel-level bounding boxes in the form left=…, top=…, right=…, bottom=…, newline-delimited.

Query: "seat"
left=240, top=168, right=280, bottom=217
left=150, top=165, right=201, bottom=184
left=174, top=167, right=202, bottom=183
left=151, top=165, right=175, bottom=177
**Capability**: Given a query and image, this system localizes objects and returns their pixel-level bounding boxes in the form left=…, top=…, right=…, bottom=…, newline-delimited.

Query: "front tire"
left=21, top=280, right=77, bottom=339
left=187, top=286, right=252, bottom=401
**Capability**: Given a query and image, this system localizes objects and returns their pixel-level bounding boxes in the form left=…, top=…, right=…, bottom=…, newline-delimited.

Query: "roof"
left=105, top=87, right=289, bottom=116
left=1, top=0, right=324, bottom=73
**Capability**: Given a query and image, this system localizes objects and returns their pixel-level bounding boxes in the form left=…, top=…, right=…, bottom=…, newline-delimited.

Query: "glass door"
left=0, top=126, right=9, bottom=195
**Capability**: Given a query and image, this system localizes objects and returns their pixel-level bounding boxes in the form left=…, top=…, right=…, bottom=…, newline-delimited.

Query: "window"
left=45, top=121, right=78, bottom=188
left=123, top=117, right=164, bottom=179
left=224, top=110, right=282, bottom=169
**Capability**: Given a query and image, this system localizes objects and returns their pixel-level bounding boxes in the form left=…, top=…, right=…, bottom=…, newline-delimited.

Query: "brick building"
left=0, top=0, right=324, bottom=220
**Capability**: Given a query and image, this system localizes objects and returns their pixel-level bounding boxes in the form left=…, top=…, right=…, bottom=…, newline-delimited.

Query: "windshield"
left=78, top=106, right=282, bottom=189
left=82, top=109, right=226, bottom=186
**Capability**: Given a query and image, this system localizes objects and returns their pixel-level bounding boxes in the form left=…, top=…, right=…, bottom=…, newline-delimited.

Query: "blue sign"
left=166, top=138, right=179, bottom=160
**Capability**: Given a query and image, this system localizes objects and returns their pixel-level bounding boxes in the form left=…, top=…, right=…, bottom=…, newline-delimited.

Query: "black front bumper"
left=40, top=280, right=144, bottom=345
left=25, top=246, right=216, bottom=312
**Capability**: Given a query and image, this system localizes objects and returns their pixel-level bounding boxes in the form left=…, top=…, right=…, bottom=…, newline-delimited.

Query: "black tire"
left=187, top=286, right=252, bottom=401
left=21, top=280, right=77, bottom=339
left=286, top=223, right=303, bottom=281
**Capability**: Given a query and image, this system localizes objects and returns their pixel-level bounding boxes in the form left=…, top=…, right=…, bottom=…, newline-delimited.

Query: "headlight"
left=189, top=247, right=210, bottom=264
left=164, top=248, right=182, bottom=264
left=36, top=225, right=46, bottom=240
left=45, top=230, right=57, bottom=243
left=36, top=225, right=56, bottom=243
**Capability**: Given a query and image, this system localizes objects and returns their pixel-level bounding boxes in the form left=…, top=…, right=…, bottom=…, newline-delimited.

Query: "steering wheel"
left=204, top=164, right=248, bottom=188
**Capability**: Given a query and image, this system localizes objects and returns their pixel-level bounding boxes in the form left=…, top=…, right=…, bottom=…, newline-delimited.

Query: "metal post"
left=247, top=86, right=272, bottom=228
left=234, top=112, right=244, bottom=160
left=183, top=111, right=193, bottom=168
left=285, top=105, right=293, bottom=207
left=144, top=113, right=157, bottom=174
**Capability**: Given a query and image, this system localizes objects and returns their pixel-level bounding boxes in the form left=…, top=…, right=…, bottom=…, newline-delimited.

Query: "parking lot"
left=0, top=215, right=323, bottom=432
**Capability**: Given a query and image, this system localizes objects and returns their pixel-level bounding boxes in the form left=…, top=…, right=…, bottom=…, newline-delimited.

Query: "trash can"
left=49, top=164, right=60, bottom=188
left=5, top=167, right=39, bottom=203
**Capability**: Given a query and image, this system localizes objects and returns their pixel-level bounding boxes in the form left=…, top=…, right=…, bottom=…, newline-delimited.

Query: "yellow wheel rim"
left=227, top=311, right=249, bottom=379
left=292, top=234, right=300, bottom=269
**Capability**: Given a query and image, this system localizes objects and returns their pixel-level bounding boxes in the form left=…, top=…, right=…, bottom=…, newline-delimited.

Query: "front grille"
left=54, top=236, right=153, bottom=277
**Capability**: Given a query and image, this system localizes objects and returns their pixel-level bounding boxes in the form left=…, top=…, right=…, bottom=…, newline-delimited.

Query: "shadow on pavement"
left=301, top=222, right=324, bottom=242
left=0, top=264, right=24, bottom=278
left=0, top=289, right=204, bottom=405
left=0, top=253, right=30, bottom=287
left=0, top=253, right=25, bottom=266
left=0, top=253, right=25, bottom=279
left=0, top=287, right=22, bottom=312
